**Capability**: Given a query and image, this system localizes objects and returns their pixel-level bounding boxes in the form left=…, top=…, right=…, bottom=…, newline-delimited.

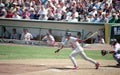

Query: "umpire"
left=110, top=39, right=120, bottom=66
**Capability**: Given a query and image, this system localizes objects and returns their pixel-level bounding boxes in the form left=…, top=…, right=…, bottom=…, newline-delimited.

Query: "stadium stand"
left=0, top=0, right=120, bottom=23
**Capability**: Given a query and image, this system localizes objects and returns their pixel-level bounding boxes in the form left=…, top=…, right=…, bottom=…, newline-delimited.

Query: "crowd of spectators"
left=0, top=0, right=120, bottom=23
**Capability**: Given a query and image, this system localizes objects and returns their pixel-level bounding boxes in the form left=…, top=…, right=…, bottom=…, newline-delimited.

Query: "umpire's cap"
left=110, top=38, right=117, bottom=43
left=65, top=32, right=71, bottom=36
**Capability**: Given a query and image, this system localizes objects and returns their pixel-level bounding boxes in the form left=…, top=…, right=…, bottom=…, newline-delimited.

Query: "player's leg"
left=113, top=51, right=120, bottom=66
left=116, top=58, right=120, bottom=66
left=80, top=51, right=96, bottom=64
left=79, top=51, right=100, bottom=69
left=117, top=50, right=120, bottom=65
left=69, top=50, right=79, bottom=69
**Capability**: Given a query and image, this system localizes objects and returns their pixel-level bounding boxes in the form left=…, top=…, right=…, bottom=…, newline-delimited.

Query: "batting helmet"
left=65, top=32, right=71, bottom=36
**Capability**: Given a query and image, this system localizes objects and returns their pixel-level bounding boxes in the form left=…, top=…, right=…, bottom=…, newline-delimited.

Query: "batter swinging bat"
left=84, top=31, right=98, bottom=41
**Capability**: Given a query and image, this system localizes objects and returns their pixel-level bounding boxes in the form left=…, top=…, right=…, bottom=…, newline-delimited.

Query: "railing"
left=0, top=18, right=105, bottom=45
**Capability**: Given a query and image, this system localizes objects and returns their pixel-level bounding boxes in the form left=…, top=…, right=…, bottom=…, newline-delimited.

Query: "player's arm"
left=109, top=46, right=116, bottom=54
left=76, top=38, right=84, bottom=43
left=55, top=45, right=64, bottom=53
left=55, top=39, right=67, bottom=53
left=42, top=36, right=47, bottom=41
left=109, top=50, right=115, bottom=54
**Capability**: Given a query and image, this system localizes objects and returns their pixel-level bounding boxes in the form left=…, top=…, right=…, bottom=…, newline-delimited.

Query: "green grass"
left=0, top=44, right=113, bottom=60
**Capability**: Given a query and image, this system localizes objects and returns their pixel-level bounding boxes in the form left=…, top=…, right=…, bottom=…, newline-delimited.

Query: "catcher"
left=101, top=39, right=120, bottom=66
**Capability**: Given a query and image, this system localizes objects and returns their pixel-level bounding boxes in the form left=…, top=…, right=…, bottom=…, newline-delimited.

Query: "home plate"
left=65, top=66, right=74, bottom=69
left=46, top=69, right=62, bottom=72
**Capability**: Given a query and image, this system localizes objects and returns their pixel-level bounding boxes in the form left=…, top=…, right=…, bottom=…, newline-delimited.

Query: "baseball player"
left=21, top=28, right=33, bottom=44
left=42, top=33, right=57, bottom=46
left=109, top=39, right=120, bottom=66
left=55, top=32, right=100, bottom=69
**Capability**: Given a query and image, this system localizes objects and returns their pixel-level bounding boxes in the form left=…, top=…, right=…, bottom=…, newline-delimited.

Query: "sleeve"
left=77, top=38, right=83, bottom=43
left=61, top=39, right=68, bottom=45
left=114, top=44, right=120, bottom=52
left=71, top=37, right=77, bottom=42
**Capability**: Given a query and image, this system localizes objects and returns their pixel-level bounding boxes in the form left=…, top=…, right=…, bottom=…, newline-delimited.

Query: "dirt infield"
left=0, top=59, right=120, bottom=75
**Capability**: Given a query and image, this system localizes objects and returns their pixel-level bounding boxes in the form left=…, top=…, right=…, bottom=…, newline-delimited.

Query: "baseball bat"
left=84, top=31, right=98, bottom=41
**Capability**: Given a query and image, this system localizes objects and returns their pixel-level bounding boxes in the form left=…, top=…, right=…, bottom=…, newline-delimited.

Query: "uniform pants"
left=113, top=50, right=120, bottom=64
left=69, top=48, right=97, bottom=67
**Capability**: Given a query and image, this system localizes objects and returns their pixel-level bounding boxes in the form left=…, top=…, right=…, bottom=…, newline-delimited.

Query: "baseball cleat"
left=116, top=64, right=120, bottom=66
left=95, top=62, right=100, bottom=69
left=72, top=66, right=79, bottom=70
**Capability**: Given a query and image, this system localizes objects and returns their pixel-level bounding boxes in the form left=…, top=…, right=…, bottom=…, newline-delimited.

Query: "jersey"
left=10, top=33, right=19, bottom=39
left=21, top=32, right=33, bottom=41
left=113, top=43, right=120, bottom=52
left=62, top=36, right=83, bottom=51
left=112, top=43, right=120, bottom=63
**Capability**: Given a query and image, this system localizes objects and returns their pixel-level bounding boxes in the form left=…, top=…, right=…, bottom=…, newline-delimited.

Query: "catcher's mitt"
left=101, top=50, right=108, bottom=56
